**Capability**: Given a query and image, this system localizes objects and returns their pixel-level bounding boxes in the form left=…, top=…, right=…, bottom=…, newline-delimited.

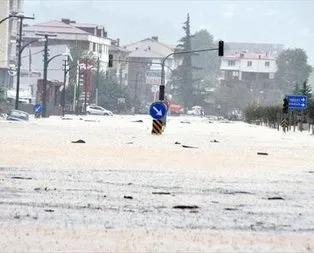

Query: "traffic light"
left=218, top=40, right=224, bottom=57
left=108, top=54, right=113, bottom=68
left=283, top=97, right=289, bottom=114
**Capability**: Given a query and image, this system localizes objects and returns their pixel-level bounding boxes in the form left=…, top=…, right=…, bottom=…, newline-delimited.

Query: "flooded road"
left=0, top=115, right=313, bottom=251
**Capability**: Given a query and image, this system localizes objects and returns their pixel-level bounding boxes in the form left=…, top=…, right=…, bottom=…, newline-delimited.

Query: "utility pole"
left=96, top=55, right=100, bottom=105
left=36, top=33, right=57, bottom=117
left=62, top=56, right=68, bottom=116
left=2, top=14, right=36, bottom=110
left=84, top=58, right=88, bottom=114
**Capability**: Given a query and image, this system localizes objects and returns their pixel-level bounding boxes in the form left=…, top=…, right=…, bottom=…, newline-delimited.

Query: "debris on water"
left=210, top=139, right=220, bottom=143
left=152, top=192, right=171, bottom=195
left=13, top=214, right=20, bottom=219
left=103, top=195, right=106, bottom=198
left=182, top=145, right=198, bottom=149
left=127, top=183, right=133, bottom=185
left=126, top=142, right=133, bottom=144
left=11, top=176, right=32, bottom=180
left=190, top=210, right=199, bottom=213
left=211, top=201, right=219, bottom=204
left=307, top=171, right=314, bottom=174
left=257, top=152, right=268, bottom=156
left=61, top=117, right=73, bottom=120
left=173, top=205, right=199, bottom=209
left=224, top=191, right=253, bottom=195
left=224, top=207, right=238, bottom=211
left=132, top=120, right=143, bottom=123
left=268, top=197, right=284, bottom=200
left=208, top=121, right=213, bottom=124
left=44, top=209, right=54, bottom=212
left=34, top=187, right=56, bottom=192
left=180, top=121, right=191, bottom=124
left=124, top=196, right=133, bottom=199
left=71, top=139, right=86, bottom=144
left=84, top=119, right=99, bottom=122
left=175, top=141, right=181, bottom=145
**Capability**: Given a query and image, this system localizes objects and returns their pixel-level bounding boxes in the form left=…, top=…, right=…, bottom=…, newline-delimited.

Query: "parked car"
left=86, top=105, right=113, bottom=116
left=187, top=106, right=204, bottom=116
left=7, top=110, right=29, bottom=121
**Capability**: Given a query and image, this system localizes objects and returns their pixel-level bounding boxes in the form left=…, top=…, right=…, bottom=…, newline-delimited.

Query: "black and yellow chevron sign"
left=280, top=118, right=289, bottom=128
left=151, top=119, right=163, bottom=135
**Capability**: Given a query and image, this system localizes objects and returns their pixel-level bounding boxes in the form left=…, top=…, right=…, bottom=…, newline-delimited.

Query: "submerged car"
left=7, top=110, right=29, bottom=121
left=86, top=105, right=113, bottom=116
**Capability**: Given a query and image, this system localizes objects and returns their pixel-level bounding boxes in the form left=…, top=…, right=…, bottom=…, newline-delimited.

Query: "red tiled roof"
left=224, top=52, right=275, bottom=60
left=24, top=20, right=89, bottom=35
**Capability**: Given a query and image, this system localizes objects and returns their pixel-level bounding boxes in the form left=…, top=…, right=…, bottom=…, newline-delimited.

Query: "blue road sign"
left=33, top=103, right=42, bottom=113
left=286, top=95, right=308, bottom=109
left=149, top=102, right=167, bottom=120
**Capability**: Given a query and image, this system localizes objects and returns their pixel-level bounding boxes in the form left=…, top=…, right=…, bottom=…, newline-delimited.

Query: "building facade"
left=109, top=39, right=130, bottom=87
left=220, top=52, right=277, bottom=82
left=0, top=0, right=24, bottom=88
left=124, top=36, right=179, bottom=111
left=23, top=18, right=111, bottom=70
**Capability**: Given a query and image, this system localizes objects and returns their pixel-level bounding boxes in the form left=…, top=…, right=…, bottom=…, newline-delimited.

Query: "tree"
left=96, top=69, right=132, bottom=113
left=191, top=29, right=221, bottom=82
left=275, top=48, right=312, bottom=93
left=65, top=46, right=97, bottom=109
left=173, top=13, right=194, bottom=112
left=293, top=80, right=312, bottom=98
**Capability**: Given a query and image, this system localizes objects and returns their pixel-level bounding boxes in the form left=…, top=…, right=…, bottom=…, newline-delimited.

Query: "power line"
left=0, top=49, right=44, bottom=64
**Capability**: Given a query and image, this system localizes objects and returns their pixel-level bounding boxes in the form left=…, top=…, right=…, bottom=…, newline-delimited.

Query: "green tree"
left=96, top=69, right=132, bottom=113
left=174, top=13, right=194, bottom=112
left=275, top=48, right=312, bottom=92
left=0, top=87, right=7, bottom=113
left=191, top=29, right=221, bottom=81
left=293, top=80, right=312, bottom=98
left=65, top=46, right=97, bottom=109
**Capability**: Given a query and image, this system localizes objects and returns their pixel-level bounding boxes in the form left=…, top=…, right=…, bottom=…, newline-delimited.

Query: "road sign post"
left=33, top=103, right=42, bottom=118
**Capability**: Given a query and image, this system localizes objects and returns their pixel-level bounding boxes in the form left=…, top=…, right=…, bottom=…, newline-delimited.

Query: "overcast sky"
left=24, top=0, right=314, bottom=64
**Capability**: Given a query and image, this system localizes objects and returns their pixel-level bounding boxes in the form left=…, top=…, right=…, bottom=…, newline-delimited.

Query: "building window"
left=247, top=61, right=252, bottom=67
left=265, top=61, right=270, bottom=67
left=228, top=60, right=235, bottom=66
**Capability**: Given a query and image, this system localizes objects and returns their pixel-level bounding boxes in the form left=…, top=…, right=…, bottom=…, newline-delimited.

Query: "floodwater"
left=0, top=115, right=313, bottom=251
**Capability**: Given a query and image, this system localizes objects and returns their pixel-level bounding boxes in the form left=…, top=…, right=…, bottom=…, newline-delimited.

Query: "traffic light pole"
left=36, top=34, right=57, bottom=117
left=159, top=47, right=219, bottom=102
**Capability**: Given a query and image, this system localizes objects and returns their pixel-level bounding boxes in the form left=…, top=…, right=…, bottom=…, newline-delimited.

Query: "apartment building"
left=0, top=0, right=24, bottom=87
left=220, top=51, right=277, bottom=82
left=124, top=36, right=180, bottom=106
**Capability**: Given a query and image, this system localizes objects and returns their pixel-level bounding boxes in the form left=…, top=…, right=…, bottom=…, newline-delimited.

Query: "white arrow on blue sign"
left=286, top=95, right=308, bottom=109
left=33, top=103, right=42, bottom=113
left=149, top=102, right=167, bottom=120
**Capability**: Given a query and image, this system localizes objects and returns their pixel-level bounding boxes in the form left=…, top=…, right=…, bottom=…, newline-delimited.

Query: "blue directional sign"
left=149, top=102, right=167, bottom=120
left=33, top=103, right=42, bottom=113
left=286, top=95, right=308, bottom=109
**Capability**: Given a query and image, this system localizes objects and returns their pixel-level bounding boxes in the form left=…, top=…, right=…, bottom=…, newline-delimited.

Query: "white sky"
left=24, top=0, right=314, bottom=64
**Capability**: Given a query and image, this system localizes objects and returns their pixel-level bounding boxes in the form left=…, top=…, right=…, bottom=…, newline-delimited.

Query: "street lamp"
left=1, top=13, right=35, bottom=110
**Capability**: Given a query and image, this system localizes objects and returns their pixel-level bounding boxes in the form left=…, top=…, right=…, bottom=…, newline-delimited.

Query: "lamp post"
left=1, top=13, right=35, bottom=110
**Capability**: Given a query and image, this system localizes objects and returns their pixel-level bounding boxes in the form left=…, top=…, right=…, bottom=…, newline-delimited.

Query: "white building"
left=23, top=19, right=111, bottom=70
left=0, top=0, right=24, bottom=88
left=220, top=52, right=277, bottom=82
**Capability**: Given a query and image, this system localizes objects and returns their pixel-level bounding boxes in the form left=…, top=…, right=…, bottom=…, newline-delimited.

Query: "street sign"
left=286, top=95, right=308, bottom=109
left=149, top=102, right=167, bottom=120
left=33, top=103, right=42, bottom=113
left=8, top=64, right=17, bottom=76
left=280, top=118, right=289, bottom=128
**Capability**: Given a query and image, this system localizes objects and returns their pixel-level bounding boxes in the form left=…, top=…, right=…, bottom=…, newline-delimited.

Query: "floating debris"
left=71, top=139, right=86, bottom=144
